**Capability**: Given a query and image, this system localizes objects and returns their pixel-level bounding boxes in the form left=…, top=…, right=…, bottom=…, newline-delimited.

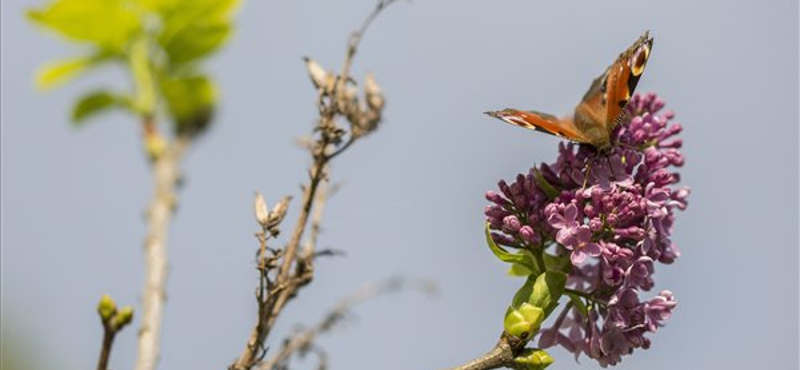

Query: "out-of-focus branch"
left=260, top=277, right=438, bottom=370
left=136, top=116, right=192, bottom=370
left=338, top=0, right=399, bottom=91
left=229, top=2, right=397, bottom=369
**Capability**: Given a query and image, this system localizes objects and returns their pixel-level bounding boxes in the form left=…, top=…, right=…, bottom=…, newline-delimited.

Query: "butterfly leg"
left=581, top=160, right=594, bottom=190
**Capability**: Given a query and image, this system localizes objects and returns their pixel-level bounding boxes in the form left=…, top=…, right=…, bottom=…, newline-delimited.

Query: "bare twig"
left=135, top=120, right=191, bottom=370
left=441, top=339, right=516, bottom=370
left=338, top=0, right=400, bottom=87
left=97, top=326, right=116, bottom=370
left=229, top=3, right=398, bottom=369
left=260, top=277, right=437, bottom=370
left=301, top=181, right=339, bottom=261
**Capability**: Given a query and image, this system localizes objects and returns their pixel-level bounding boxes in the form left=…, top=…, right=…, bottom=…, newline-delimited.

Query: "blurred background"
left=2, top=0, right=798, bottom=369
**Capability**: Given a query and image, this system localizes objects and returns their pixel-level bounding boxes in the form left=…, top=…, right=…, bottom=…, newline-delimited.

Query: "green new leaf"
left=27, top=0, right=141, bottom=52
left=514, top=349, right=554, bottom=370
left=484, top=224, right=536, bottom=272
left=160, top=20, right=232, bottom=64
left=528, top=271, right=567, bottom=316
left=504, top=303, right=544, bottom=339
left=542, top=253, right=572, bottom=274
left=508, top=259, right=535, bottom=277
left=160, top=74, right=216, bottom=121
left=511, top=275, right=536, bottom=308
left=34, top=56, right=95, bottom=90
left=146, top=0, right=240, bottom=18
left=156, top=0, right=240, bottom=63
left=159, top=74, right=216, bottom=136
left=71, top=91, right=123, bottom=124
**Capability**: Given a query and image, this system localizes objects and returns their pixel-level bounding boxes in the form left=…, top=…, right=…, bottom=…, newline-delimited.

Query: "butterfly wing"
left=602, top=31, right=653, bottom=126
left=486, top=31, right=654, bottom=149
left=570, top=31, right=654, bottom=148
left=485, top=108, right=592, bottom=144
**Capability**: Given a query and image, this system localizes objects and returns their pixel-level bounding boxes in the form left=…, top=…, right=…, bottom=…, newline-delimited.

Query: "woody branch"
left=229, top=1, right=395, bottom=369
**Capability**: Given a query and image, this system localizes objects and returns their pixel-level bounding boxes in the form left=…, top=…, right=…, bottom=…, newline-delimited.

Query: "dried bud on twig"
left=254, top=192, right=270, bottom=228
left=266, top=195, right=292, bottom=235
left=364, top=72, right=384, bottom=112
left=270, top=196, right=291, bottom=223
left=304, top=57, right=333, bottom=92
left=342, top=80, right=359, bottom=103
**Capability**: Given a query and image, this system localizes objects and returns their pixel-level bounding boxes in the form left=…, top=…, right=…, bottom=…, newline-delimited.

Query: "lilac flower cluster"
left=485, top=93, right=688, bottom=366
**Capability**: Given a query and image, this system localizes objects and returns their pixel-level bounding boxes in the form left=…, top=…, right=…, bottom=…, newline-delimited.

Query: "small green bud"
left=503, top=303, right=544, bottom=339
left=111, top=306, right=134, bottom=331
left=513, top=349, right=554, bottom=370
left=97, top=294, right=117, bottom=321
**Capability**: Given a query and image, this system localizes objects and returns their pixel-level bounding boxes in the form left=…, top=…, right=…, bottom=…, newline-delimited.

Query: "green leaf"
left=71, top=91, right=122, bottom=124
left=159, top=73, right=217, bottom=136
left=155, top=0, right=240, bottom=64
left=27, top=0, right=141, bottom=52
left=514, top=349, right=554, bottom=370
left=160, top=20, right=232, bottom=64
left=485, top=224, right=536, bottom=270
left=566, top=292, right=589, bottom=317
left=145, top=0, right=240, bottom=18
left=34, top=56, right=95, bottom=90
left=504, top=273, right=566, bottom=340
left=511, top=276, right=536, bottom=308
left=542, top=253, right=572, bottom=274
left=532, top=168, right=559, bottom=200
left=508, top=260, right=535, bottom=277
left=528, top=271, right=567, bottom=316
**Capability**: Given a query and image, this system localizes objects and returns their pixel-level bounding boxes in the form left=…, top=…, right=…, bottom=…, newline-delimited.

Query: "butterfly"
left=486, top=31, right=653, bottom=151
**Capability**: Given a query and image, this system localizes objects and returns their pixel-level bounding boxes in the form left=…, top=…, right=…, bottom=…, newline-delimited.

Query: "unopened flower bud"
left=253, top=192, right=270, bottom=227
left=502, top=215, right=522, bottom=233
left=97, top=294, right=117, bottom=321
left=519, top=226, right=538, bottom=243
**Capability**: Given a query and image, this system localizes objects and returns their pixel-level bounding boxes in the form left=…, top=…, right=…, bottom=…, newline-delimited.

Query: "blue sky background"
left=2, top=1, right=798, bottom=369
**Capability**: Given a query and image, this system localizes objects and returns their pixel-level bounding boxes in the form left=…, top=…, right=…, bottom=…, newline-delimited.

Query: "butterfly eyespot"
left=631, top=46, right=649, bottom=76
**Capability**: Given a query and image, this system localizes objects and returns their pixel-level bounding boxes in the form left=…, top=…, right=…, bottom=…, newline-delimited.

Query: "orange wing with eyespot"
left=599, top=31, right=653, bottom=128
left=486, top=31, right=654, bottom=149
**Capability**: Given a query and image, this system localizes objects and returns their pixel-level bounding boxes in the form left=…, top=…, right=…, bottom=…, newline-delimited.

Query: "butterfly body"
left=486, top=31, right=654, bottom=151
